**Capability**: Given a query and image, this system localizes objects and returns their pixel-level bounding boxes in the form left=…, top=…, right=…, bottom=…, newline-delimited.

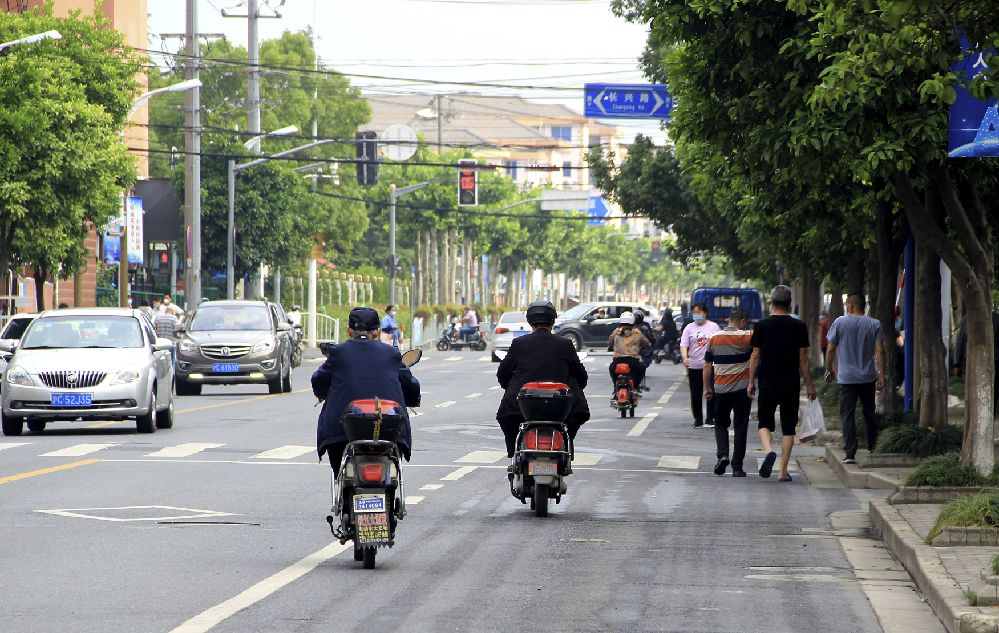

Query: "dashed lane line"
left=656, top=455, right=701, bottom=470
left=455, top=450, right=507, bottom=464
left=145, top=443, right=225, bottom=458
left=626, top=412, right=658, bottom=437
left=434, top=401, right=457, bottom=408
left=419, top=484, right=443, bottom=491
left=0, top=459, right=102, bottom=486
left=440, top=466, right=478, bottom=481
left=0, top=442, right=30, bottom=452
left=405, top=496, right=426, bottom=505
left=41, top=443, right=120, bottom=457
left=249, top=445, right=314, bottom=460
left=167, top=542, right=351, bottom=633
left=572, top=453, right=604, bottom=466
left=465, top=392, right=482, bottom=398
left=444, top=355, right=463, bottom=361
left=488, top=386, right=501, bottom=390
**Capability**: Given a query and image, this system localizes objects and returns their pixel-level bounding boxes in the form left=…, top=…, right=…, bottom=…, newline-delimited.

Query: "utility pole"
left=389, top=183, right=430, bottom=305
left=184, top=0, right=202, bottom=308
left=247, top=0, right=260, bottom=142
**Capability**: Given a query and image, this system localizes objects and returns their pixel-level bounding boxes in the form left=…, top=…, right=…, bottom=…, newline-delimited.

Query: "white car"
left=1, top=308, right=176, bottom=436
left=490, top=311, right=531, bottom=362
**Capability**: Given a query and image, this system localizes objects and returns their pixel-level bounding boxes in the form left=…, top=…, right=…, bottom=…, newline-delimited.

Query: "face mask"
left=391, top=311, right=397, bottom=316
left=163, top=299, right=171, bottom=306
left=693, top=315, right=705, bottom=324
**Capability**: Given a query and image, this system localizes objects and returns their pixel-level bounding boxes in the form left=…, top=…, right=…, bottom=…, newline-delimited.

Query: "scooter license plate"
left=353, top=494, right=386, bottom=513
left=356, top=511, right=390, bottom=544
left=528, top=462, right=557, bottom=476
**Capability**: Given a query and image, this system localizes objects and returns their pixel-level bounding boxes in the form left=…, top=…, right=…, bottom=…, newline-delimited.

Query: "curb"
left=869, top=499, right=998, bottom=633
left=824, top=444, right=900, bottom=490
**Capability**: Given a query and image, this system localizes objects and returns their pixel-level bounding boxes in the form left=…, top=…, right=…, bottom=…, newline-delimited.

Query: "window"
left=563, top=161, right=572, bottom=178
left=504, top=160, right=518, bottom=180
left=588, top=135, right=603, bottom=148
left=550, top=126, right=571, bottom=141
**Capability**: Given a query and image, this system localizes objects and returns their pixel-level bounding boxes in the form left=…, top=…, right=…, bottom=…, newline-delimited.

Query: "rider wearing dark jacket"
left=312, top=307, right=421, bottom=470
left=496, top=301, right=589, bottom=458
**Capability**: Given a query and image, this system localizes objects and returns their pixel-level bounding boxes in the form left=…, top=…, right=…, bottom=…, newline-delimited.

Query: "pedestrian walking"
left=703, top=306, right=753, bottom=477
left=824, top=293, right=887, bottom=463
left=681, top=302, right=720, bottom=428
left=747, top=285, right=817, bottom=480
left=380, top=304, right=401, bottom=347
left=154, top=308, right=180, bottom=367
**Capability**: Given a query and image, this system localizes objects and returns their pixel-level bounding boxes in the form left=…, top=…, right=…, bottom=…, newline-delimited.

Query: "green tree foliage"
left=0, top=7, right=143, bottom=309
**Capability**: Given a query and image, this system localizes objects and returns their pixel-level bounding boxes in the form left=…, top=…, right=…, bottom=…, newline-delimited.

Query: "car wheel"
left=1, top=412, right=23, bottom=436
left=268, top=362, right=283, bottom=395
left=27, top=420, right=46, bottom=433
left=156, top=396, right=174, bottom=429
left=136, top=390, right=156, bottom=434
left=282, top=362, right=292, bottom=393
left=491, top=351, right=500, bottom=363
left=563, top=331, right=582, bottom=352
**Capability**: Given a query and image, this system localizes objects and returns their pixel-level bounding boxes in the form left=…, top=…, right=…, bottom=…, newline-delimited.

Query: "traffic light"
left=355, top=131, right=379, bottom=186
left=458, top=159, right=477, bottom=206
left=388, top=255, right=403, bottom=275
left=650, top=240, right=662, bottom=262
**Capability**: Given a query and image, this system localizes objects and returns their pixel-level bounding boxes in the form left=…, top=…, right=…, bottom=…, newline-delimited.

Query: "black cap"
left=348, top=307, right=380, bottom=330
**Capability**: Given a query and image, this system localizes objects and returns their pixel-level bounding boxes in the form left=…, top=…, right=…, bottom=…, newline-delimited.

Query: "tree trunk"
left=33, top=264, right=48, bottom=312
left=895, top=165, right=993, bottom=474
left=505, top=262, right=514, bottom=309
left=801, top=272, right=821, bottom=368
left=462, top=234, right=471, bottom=305
left=442, top=229, right=450, bottom=306
left=414, top=230, right=422, bottom=308
left=829, top=285, right=845, bottom=322
left=913, top=176, right=948, bottom=428
left=431, top=228, right=440, bottom=306
left=873, top=194, right=908, bottom=414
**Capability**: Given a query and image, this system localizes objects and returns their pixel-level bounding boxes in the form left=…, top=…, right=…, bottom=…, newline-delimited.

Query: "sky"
left=147, top=0, right=669, bottom=145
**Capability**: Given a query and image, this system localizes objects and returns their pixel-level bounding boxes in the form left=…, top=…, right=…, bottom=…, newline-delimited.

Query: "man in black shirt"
left=748, top=285, right=817, bottom=481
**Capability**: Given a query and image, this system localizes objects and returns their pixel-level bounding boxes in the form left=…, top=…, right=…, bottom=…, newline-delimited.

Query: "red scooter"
left=610, top=362, right=638, bottom=418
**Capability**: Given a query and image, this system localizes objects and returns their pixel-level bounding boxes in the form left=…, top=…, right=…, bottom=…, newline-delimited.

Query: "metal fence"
left=303, top=312, right=339, bottom=346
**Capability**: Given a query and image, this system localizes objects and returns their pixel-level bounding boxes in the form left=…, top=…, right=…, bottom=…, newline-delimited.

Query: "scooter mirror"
left=402, top=349, right=423, bottom=367
left=577, top=351, right=588, bottom=361
left=494, top=350, right=507, bottom=361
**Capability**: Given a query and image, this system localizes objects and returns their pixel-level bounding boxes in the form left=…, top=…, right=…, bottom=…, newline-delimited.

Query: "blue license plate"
left=51, top=393, right=92, bottom=407
left=513, top=331, right=529, bottom=337
left=212, top=363, right=239, bottom=373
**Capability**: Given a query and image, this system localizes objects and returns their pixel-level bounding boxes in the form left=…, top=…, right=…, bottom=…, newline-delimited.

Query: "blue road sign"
left=584, top=84, right=673, bottom=119
left=950, top=40, right=998, bottom=157
left=587, top=196, right=611, bottom=226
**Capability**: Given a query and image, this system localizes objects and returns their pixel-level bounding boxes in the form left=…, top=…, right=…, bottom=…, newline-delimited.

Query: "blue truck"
left=690, top=287, right=765, bottom=328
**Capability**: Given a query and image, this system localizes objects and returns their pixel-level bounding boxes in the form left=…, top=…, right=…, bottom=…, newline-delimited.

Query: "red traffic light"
left=458, top=159, right=477, bottom=206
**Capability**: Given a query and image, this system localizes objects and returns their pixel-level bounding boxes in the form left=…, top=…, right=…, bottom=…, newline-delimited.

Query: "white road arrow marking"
left=435, top=401, right=457, bottom=408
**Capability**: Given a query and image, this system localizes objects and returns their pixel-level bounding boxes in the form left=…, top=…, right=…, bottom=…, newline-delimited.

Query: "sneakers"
left=714, top=457, right=730, bottom=476
left=759, top=451, right=777, bottom=478
left=843, top=457, right=857, bottom=464
left=732, top=467, right=747, bottom=477
left=691, top=423, right=704, bottom=429
left=704, top=423, right=715, bottom=428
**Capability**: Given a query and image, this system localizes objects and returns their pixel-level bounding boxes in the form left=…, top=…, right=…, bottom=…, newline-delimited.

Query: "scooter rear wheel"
left=353, top=542, right=364, bottom=561
left=533, top=483, right=549, bottom=517
left=620, top=408, right=627, bottom=418
left=436, top=339, right=450, bottom=352
left=362, top=546, right=376, bottom=569
left=629, top=407, right=635, bottom=417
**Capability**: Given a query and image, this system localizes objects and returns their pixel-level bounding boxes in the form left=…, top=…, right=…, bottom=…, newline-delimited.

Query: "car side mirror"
left=0, top=340, right=17, bottom=352
left=154, top=338, right=175, bottom=351
left=277, top=322, right=292, bottom=332
left=582, top=315, right=595, bottom=323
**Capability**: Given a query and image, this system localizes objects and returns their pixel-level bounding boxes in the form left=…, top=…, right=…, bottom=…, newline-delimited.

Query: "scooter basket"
left=517, top=382, right=573, bottom=421
left=341, top=399, right=406, bottom=443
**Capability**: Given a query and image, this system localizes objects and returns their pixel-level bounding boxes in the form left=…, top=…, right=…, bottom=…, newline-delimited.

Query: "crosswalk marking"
left=582, top=357, right=595, bottom=363
left=455, top=450, right=507, bottom=464
left=445, top=355, right=462, bottom=361
left=440, top=466, right=478, bottom=481
left=420, top=484, right=443, bottom=491
left=249, top=445, right=313, bottom=460
left=0, top=443, right=30, bottom=452
left=488, top=386, right=501, bottom=390
left=145, top=443, right=224, bottom=458
left=479, top=355, right=491, bottom=361
left=405, top=496, right=426, bottom=505
left=465, top=393, right=481, bottom=398
left=435, top=401, right=456, bottom=408
left=41, top=443, right=120, bottom=457
left=572, top=452, right=603, bottom=466
left=656, top=455, right=701, bottom=470
left=627, top=412, right=658, bottom=437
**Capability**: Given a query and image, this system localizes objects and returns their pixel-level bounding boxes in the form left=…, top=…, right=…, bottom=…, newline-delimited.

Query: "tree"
left=0, top=7, right=142, bottom=309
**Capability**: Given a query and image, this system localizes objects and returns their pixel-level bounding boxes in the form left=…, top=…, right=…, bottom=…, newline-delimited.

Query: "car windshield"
left=21, top=316, right=144, bottom=349
left=499, top=312, right=526, bottom=323
left=190, top=305, right=272, bottom=331
left=557, top=305, right=592, bottom=321
left=2, top=317, right=33, bottom=340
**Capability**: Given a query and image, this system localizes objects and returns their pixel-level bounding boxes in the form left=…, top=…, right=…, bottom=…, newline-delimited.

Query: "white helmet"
left=619, top=311, right=635, bottom=325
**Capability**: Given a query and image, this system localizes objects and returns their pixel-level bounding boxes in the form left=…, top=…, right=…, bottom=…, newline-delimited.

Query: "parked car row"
left=0, top=299, right=302, bottom=436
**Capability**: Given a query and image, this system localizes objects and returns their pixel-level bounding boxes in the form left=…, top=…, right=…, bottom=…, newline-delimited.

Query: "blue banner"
left=949, top=42, right=998, bottom=157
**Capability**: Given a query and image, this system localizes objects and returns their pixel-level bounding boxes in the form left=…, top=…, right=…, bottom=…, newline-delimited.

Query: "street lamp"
left=117, top=78, right=203, bottom=307
left=243, top=125, right=299, bottom=153
left=389, top=183, right=429, bottom=305
left=0, top=30, right=61, bottom=53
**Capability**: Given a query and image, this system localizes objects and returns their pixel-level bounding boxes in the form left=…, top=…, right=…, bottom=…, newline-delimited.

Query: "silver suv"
left=174, top=300, right=294, bottom=395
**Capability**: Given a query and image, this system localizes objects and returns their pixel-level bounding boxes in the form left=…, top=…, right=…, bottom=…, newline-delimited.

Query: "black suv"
left=174, top=300, right=295, bottom=395
left=551, top=302, right=658, bottom=350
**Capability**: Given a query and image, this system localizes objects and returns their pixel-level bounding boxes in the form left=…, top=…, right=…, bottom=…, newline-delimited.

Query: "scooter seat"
left=614, top=363, right=631, bottom=375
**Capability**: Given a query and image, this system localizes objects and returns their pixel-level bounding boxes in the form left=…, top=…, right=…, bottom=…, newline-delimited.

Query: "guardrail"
left=303, top=312, right=339, bottom=346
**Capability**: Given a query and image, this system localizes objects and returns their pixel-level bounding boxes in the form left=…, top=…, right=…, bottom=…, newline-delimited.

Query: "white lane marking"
left=658, top=389, right=679, bottom=404
left=455, top=450, right=507, bottom=464
left=440, top=466, right=478, bottom=480
left=583, top=358, right=596, bottom=363
left=627, top=412, right=658, bottom=437
left=445, top=355, right=462, bottom=361
left=652, top=406, right=662, bottom=410
left=465, top=393, right=482, bottom=398
left=0, top=442, right=30, bottom=452
left=249, top=445, right=313, bottom=460
left=435, top=401, right=457, bottom=408
left=488, top=386, right=501, bottom=390
left=41, top=443, right=120, bottom=457
left=572, top=453, right=603, bottom=466
left=479, top=355, right=491, bottom=361
left=37, top=505, right=237, bottom=522
left=405, top=496, right=426, bottom=505
left=656, top=456, right=701, bottom=470
left=420, top=484, right=443, bottom=491
left=145, top=443, right=225, bottom=458
left=168, top=542, right=351, bottom=633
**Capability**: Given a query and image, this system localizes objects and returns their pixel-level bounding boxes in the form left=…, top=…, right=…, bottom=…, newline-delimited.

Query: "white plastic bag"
left=798, top=399, right=825, bottom=443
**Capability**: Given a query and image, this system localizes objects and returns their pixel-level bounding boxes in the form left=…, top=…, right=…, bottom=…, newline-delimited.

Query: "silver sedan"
left=1, top=308, right=176, bottom=436
left=490, top=311, right=531, bottom=362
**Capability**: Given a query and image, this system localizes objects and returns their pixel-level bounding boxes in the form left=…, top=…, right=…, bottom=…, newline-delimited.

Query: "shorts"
left=757, top=387, right=799, bottom=436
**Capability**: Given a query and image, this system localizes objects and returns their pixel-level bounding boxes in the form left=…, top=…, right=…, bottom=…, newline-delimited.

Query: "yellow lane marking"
left=0, top=459, right=102, bottom=485
left=86, top=421, right=123, bottom=428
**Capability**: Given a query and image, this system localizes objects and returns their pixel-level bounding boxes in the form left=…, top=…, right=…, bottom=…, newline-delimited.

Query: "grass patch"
left=873, top=424, right=963, bottom=457
left=928, top=493, right=999, bottom=543
left=904, top=453, right=992, bottom=487
left=949, top=374, right=965, bottom=400
left=873, top=409, right=919, bottom=430
left=992, top=553, right=999, bottom=575
left=965, top=588, right=978, bottom=605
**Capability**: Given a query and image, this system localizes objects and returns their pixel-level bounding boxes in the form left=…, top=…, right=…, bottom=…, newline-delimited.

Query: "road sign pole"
left=390, top=184, right=397, bottom=305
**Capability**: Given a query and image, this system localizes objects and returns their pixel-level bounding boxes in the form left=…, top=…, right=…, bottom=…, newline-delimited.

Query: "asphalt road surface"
left=0, top=350, right=944, bottom=633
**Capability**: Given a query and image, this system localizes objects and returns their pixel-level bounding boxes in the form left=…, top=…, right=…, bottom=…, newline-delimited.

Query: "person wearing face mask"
left=681, top=302, right=721, bottom=428
left=380, top=304, right=401, bottom=347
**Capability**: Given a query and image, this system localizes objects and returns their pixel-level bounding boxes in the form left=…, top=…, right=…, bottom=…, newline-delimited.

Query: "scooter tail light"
left=524, top=430, right=537, bottom=450
left=361, top=464, right=385, bottom=482
left=552, top=431, right=564, bottom=451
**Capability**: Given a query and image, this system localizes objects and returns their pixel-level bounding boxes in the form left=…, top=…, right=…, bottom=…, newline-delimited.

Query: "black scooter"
left=509, top=381, right=574, bottom=517
left=436, top=322, right=486, bottom=352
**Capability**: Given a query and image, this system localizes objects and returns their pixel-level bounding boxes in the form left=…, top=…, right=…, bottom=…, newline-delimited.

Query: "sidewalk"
left=823, top=442, right=999, bottom=633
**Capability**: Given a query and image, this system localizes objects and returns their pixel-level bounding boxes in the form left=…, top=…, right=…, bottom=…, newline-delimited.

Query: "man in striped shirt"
left=703, top=306, right=753, bottom=477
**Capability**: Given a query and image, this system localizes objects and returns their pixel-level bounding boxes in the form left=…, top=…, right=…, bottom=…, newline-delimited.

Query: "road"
left=0, top=350, right=943, bottom=633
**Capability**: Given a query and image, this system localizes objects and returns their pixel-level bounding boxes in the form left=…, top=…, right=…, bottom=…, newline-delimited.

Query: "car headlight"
left=179, top=339, right=199, bottom=353
left=110, top=364, right=141, bottom=385
left=6, top=365, right=33, bottom=387
left=252, top=338, right=276, bottom=353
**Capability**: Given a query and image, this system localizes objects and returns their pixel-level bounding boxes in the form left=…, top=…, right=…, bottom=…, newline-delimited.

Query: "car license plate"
left=51, top=393, right=92, bottom=407
left=513, top=331, right=529, bottom=337
left=212, top=363, right=239, bottom=373
left=528, top=461, right=557, bottom=476
left=353, top=494, right=386, bottom=513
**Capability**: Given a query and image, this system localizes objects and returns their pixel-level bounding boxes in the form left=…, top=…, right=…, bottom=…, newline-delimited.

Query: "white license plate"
left=51, top=393, right=92, bottom=407
left=212, top=363, right=239, bottom=372
left=353, top=494, right=386, bottom=513
left=528, top=462, right=557, bottom=476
